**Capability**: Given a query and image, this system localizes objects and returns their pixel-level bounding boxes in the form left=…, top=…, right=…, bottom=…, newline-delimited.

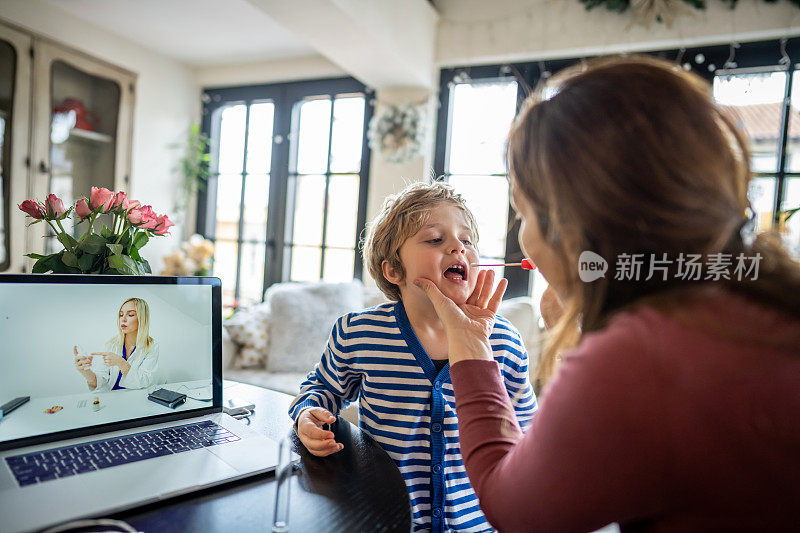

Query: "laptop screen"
left=0, top=275, right=221, bottom=450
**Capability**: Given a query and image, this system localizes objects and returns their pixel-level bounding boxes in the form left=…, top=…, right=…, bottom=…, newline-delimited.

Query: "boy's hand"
left=295, top=407, right=343, bottom=457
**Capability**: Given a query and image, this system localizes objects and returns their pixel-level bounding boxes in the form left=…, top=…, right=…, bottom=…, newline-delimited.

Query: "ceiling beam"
left=245, top=0, right=438, bottom=89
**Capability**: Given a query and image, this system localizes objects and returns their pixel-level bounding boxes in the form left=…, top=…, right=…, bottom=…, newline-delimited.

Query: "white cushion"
left=363, top=286, right=390, bottom=308
left=498, top=296, right=541, bottom=369
left=264, top=280, right=365, bottom=373
left=224, top=302, right=270, bottom=368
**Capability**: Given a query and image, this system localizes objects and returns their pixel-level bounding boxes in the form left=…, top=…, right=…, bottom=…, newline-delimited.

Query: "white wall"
left=436, top=0, right=800, bottom=67
left=0, top=0, right=199, bottom=274
left=194, top=54, right=346, bottom=88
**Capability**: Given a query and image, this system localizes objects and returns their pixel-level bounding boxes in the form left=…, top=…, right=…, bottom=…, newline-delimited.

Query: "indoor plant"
left=18, top=187, right=174, bottom=274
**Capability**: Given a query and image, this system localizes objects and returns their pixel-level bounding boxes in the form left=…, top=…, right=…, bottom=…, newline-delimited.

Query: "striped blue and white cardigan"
left=289, top=301, right=537, bottom=533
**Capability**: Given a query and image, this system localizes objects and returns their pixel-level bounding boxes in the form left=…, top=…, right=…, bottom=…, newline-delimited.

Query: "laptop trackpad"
left=207, top=438, right=280, bottom=473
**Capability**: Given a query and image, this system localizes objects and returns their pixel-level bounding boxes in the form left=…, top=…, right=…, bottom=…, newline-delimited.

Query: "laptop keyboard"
left=5, top=420, right=239, bottom=487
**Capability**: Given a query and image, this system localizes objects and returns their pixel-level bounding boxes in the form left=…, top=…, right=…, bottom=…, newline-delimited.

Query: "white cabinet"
left=0, top=20, right=136, bottom=272
left=0, top=22, right=31, bottom=273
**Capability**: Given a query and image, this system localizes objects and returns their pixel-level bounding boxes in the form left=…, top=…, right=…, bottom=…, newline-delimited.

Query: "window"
left=706, top=40, right=800, bottom=258
left=435, top=38, right=800, bottom=307
left=0, top=38, right=15, bottom=270
left=199, top=78, right=372, bottom=310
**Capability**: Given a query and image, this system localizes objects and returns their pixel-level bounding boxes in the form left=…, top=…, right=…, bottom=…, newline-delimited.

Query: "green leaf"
left=44, top=253, right=70, bottom=273
left=107, top=254, right=148, bottom=275
left=107, top=254, right=133, bottom=275
left=78, top=253, right=96, bottom=272
left=62, top=251, right=78, bottom=267
left=106, top=243, right=123, bottom=255
left=129, top=245, right=143, bottom=262
left=47, top=253, right=67, bottom=272
left=25, top=252, right=50, bottom=260
left=132, top=232, right=149, bottom=250
left=101, top=225, right=114, bottom=239
left=83, top=234, right=107, bottom=254
left=31, top=258, right=50, bottom=273
left=57, top=232, right=79, bottom=250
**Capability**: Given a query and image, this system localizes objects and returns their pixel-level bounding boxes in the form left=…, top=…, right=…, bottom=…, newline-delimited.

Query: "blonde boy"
left=289, top=181, right=536, bottom=532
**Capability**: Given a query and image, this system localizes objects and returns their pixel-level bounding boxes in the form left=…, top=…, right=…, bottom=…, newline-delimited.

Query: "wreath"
left=368, top=103, right=427, bottom=164
left=581, top=0, right=800, bottom=28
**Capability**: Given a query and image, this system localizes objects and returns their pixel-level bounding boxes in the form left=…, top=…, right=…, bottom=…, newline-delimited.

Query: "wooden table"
left=116, top=381, right=412, bottom=532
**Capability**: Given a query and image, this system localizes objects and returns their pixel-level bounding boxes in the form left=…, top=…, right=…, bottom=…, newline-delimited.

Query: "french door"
left=199, top=78, right=372, bottom=309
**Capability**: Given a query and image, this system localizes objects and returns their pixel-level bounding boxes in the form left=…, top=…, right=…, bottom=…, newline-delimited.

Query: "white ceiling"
left=40, top=0, right=317, bottom=65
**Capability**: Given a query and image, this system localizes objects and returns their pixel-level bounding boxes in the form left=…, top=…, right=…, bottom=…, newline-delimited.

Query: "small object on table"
left=44, top=405, right=63, bottom=414
left=0, top=396, right=30, bottom=420
left=223, top=398, right=255, bottom=418
left=92, top=397, right=101, bottom=412
left=272, top=435, right=293, bottom=532
left=147, top=388, right=187, bottom=409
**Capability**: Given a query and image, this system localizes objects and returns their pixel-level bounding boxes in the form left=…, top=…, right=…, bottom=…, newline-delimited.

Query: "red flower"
left=45, top=194, right=67, bottom=219
left=153, top=214, right=175, bottom=235
left=112, top=191, right=127, bottom=209
left=75, top=198, right=92, bottom=220
left=135, top=205, right=159, bottom=230
left=127, top=208, right=143, bottom=224
left=19, top=200, right=45, bottom=219
left=89, top=187, right=115, bottom=212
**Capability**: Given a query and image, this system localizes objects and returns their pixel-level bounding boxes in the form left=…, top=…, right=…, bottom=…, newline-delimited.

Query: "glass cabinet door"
left=0, top=39, right=15, bottom=268
left=0, top=22, right=32, bottom=273
left=47, top=60, right=121, bottom=249
left=29, top=40, right=135, bottom=257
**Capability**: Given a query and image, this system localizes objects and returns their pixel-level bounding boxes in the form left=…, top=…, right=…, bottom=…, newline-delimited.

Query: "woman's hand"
left=92, top=352, right=131, bottom=374
left=74, top=345, right=97, bottom=389
left=74, top=345, right=94, bottom=374
left=295, top=407, right=343, bottom=457
left=415, top=269, right=507, bottom=364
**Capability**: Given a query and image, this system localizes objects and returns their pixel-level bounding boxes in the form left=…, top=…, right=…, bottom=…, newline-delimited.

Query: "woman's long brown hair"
left=507, top=55, right=800, bottom=388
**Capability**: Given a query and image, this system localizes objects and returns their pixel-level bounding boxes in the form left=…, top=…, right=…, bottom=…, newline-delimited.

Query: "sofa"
left=222, top=280, right=542, bottom=406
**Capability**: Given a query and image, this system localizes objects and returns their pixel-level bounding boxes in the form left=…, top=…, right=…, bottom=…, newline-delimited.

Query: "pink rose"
left=89, top=186, right=115, bottom=212
left=45, top=194, right=67, bottom=219
left=124, top=198, right=141, bottom=210
left=75, top=198, right=92, bottom=220
left=140, top=217, right=159, bottom=230
left=18, top=200, right=45, bottom=219
left=153, top=214, right=175, bottom=236
left=129, top=205, right=159, bottom=229
left=126, top=208, right=143, bottom=224
left=112, top=191, right=127, bottom=209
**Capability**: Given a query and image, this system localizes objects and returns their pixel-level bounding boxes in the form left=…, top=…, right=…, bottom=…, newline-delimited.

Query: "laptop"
left=0, top=274, right=280, bottom=533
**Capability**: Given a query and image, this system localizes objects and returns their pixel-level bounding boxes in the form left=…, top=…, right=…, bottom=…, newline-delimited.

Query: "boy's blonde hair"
left=362, top=181, right=479, bottom=301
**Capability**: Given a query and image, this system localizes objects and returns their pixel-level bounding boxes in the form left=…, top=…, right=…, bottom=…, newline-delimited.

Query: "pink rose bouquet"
left=18, top=187, right=173, bottom=275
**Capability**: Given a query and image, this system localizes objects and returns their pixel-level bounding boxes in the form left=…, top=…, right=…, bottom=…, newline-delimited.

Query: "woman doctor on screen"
left=73, top=297, right=160, bottom=392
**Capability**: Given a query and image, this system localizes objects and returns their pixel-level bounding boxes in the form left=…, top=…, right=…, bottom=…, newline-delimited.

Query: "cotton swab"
left=471, top=258, right=536, bottom=270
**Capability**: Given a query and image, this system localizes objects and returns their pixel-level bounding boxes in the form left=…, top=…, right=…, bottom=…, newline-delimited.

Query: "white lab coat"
left=93, top=338, right=161, bottom=392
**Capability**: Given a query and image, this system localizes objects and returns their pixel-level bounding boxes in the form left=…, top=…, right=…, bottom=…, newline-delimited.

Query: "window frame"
left=197, top=77, right=373, bottom=305
left=434, top=38, right=800, bottom=297
left=0, top=37, right=17, bottom=272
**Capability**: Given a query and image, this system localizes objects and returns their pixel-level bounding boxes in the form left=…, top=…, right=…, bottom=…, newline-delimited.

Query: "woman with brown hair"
left=415, top=55, right=800, bottom=531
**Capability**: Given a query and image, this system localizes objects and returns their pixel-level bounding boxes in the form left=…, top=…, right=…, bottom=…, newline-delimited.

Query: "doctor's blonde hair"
left=111, top=298, right=154, bottom=352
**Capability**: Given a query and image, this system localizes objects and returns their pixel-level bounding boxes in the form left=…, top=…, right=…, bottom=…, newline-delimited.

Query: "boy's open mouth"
left=443, top=261, right=468, bottom=282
